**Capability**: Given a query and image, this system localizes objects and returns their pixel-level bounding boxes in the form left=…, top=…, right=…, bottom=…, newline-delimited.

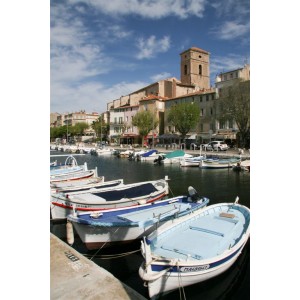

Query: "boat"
left=118, top=149, right=134, bottom=158
left=154, top=150, right=193, bottom=164
left=139, top=150, right=165, bottom=162
left=180, top=155, right=206, bottom=167
left=50, top=169, right=97, bottom=183
left=200, top=157, right=241, bottom=169
left=95, top=148, right=115, bottom=156
left=50, top=177, right=169, bottom=220
left=50, top=155, right=87, bottom=175
left=50, top=177, right=123, bottom=194
left=67, top=189, right=209, bottom=250
left=232, top=159, right=250, bottom=172
left=139, top=197, right=250, bottom=298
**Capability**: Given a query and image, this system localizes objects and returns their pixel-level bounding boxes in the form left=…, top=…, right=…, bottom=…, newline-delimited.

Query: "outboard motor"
left=188, top=186, right=202, bottom=202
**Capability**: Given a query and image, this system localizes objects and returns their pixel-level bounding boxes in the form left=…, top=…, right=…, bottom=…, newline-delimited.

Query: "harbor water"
left=50, top=151, right=250, bottom=299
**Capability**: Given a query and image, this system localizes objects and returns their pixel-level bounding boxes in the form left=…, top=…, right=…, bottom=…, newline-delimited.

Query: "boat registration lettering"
left=180, top=265, right=210, bottom=272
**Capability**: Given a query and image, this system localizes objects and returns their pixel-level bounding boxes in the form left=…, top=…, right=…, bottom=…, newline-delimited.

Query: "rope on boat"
left=168, top=184, right=175, bottom=197
left=83, top=249, right=141, bottom=259
left=177, top=262, right=187, bottom=300
left=89, top=227, right=120, bottom=261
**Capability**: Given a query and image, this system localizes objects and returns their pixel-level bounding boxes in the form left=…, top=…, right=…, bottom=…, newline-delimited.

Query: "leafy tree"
left=73, top=122, right=89, bottom=136
left=218, top=80, right=250, bottom=148
left=167, top=102, right=200, bottom=141
left=91, top=116, right=108, bottom=141
left=132, top=110, right=158, bottom=147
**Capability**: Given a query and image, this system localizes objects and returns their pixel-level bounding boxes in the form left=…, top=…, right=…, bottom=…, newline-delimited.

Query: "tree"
left=73, top=122, right=89, bottom=136
left=91, top=116, right=108, bottom=142
left=132, top=110, right=158, bottom=147
left=218, top=80, right=250, bottom=148
left=167, top=102, right=200, bottom=141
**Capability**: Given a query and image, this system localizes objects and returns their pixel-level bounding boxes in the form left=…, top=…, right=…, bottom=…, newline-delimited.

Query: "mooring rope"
left=83, top=249, right=141, bottom=259
left=177, top=262, right=186, bottom=300
left=88, top=227, right=121, bottom=261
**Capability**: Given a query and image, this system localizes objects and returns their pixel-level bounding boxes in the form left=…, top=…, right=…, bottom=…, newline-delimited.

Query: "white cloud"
left=51, top=80, right=149, bottom=113
left=136, top=35, right=171, bottom=59
left=150, top=72, right=172, bottom=82
left=211, top=21, right=249, bottom=40
left=210, top=53, right=249, bottom=79
left=71, top=0, right=207, bottom=19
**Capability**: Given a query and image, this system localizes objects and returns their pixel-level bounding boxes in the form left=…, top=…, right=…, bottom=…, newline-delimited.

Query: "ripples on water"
left=50, top=152, right=250, bottom=299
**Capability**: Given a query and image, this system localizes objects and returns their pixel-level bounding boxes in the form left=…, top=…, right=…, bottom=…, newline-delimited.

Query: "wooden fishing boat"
left=139, top=198, right=250, bottom=298
left=67, top=191, right=209, bottom=250
left=50, top=178, right=169, bottom=220
left=200, top=157, right=241, bottom=169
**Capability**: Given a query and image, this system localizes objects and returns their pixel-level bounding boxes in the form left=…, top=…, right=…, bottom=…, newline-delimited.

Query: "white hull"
left=200, top=159, right=240, bottom=169
left=139, top=202, right=250, bottom=298
left=141, top=248, right=244, bottom=298
left=50, top=179, right=169, bottom=220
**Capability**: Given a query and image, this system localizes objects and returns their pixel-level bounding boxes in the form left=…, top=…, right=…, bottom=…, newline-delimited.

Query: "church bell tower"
left=180, top=47, right=210, bottom=89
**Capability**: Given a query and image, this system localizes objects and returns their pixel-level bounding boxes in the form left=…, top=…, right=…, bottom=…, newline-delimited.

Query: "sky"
left=50, top=0, right=250, bottom=114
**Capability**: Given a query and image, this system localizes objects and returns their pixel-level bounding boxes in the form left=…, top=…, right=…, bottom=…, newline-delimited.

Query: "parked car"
left=205, top=141, right=229, bottom=151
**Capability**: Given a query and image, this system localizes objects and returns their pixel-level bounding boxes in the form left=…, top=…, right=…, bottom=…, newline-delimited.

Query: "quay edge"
left=50, top=233, right=147, bottom=300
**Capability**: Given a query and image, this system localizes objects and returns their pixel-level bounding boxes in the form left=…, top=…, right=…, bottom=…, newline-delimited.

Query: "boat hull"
left=68, top=197, right=209, bottom=249
left=140, top=241, right=247, bottom=298
left=200, top=158, right=241, bottom=169
left=139, top=202, right=250, bottom=298
left=50, top=179, right=169, bottom=220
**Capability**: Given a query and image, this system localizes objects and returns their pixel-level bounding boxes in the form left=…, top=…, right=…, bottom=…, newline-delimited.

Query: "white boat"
left=50, top=178, right=169, bottom=220
left=139, top=198, right=250, bottom=298
left=50, top=177, right=123, bottom=194
left=200, top=157, right=241, bottom=169
left=154, top=150, right=193, bottom=164
left=95, top=148, right=115, bottom=155
left=67, top=191, right=209, bottom=250
left=139, top=150, right=165, bottom=162
left=50, top=155, right=87, bottom=176
left=50, top=168, right=97, bottom=183
left=180, top=155, right=206, bottom=167
left=118, top=149, right=134, bottom=158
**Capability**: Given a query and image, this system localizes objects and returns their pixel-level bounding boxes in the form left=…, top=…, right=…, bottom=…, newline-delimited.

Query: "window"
left=114, top=117, right=117, bottom=124
left=119, top=117, right=123, bottom=124
left=230, top=73, right=233, bottom=79
left=200, top=109, right=204, bottom=116
left=224, top=75, right=227, bottom=81
left=199, top=65, right=202, bottom=75
left=211, top=108, right=213, bottom=115
left=206, top=95, right=209, bottom=101
left=200, top=96, right=202, bottom=102
left=200, top=124, right=203, bottom=131
left=212, top=94, right=215, bottom=100
left=184, top=65, right=187, bottom=75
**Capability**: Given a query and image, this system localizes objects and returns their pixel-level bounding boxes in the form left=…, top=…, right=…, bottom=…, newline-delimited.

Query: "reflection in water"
left=50, top=152, right=250, bottom=299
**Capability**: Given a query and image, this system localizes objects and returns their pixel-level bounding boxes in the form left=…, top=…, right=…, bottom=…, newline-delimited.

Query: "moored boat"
left=200, top=157, right=241, bottom=169
left=50, top=177, right=169, bottom=220
left=154, top=150, right=193, bottom=164
left=50, top=169, right=97, bottom=183
left=50, top=177, right=123, bottom=194
left=180, top=155, right=206, bottom=167
left=67, top=190, right=209, bottom=250
left=139, top=198, right=250, bottom=298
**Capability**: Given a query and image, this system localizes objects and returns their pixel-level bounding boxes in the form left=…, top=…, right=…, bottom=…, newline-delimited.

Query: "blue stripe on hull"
left=150, top=243, right=244, bottom=273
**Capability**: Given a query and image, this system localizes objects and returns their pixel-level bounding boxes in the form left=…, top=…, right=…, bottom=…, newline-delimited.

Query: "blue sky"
left=50, top=0, right=250, bottom=114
